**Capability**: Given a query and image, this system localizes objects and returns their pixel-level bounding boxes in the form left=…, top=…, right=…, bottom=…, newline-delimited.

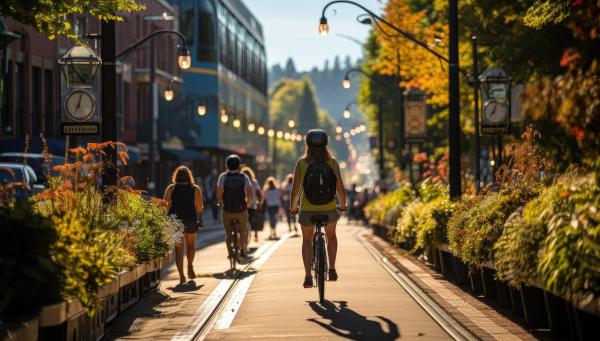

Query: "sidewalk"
left=205, top=221, right=450, bottom=340
left=103, top=221, right=290, bottom=340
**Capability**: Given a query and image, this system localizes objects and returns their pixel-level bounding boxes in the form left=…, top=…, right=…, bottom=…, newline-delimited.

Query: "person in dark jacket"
left=164, top=166, right=204, bottom=284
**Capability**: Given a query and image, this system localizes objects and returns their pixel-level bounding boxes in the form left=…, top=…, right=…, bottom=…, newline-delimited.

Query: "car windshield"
left=0, top=155, right=66, bottom=181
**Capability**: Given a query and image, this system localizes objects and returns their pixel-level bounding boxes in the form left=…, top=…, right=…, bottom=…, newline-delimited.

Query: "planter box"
left=480, top=266, right=497, bottom=299
left=520, top=285, right=548, bottom=328
left=451, top=256, right=469, bottom=285
left=468, top=267, right=484, bottom=294
left=1, top=315, right=38, bottom=341
left=98, top=278, right=119, bottom=299
left=39, top=302, right=67, bottom=328
left=544, top=291, right=573, bottom=339
left=509, top=286, right=524, bottom=317
left=66, top=299, right=85, bottom=320
left=118, top=264, right=145, bottom=288
left=495, top=280, right=512, bottom=308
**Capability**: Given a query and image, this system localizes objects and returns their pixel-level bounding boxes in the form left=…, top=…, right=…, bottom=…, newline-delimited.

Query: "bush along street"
left=0, top=141, right=181, bottom=336
left=365, top=127, right=600, bottom=328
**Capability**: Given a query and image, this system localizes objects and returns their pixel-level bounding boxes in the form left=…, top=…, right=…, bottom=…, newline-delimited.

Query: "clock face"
left=482, top=101, right=508, bottom=125
left=65, top=90, right=95, bottom=121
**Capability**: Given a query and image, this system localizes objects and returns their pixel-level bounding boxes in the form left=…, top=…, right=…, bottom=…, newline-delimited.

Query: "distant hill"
left=269, top=56, right=362, bottom=121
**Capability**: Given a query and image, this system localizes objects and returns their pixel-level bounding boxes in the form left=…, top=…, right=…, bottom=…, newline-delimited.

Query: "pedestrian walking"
left=163, top=166, right=204, bottom=284
left=347, top=183, right=358, bottom=223
left=261, top=177, right=281, bottom=240
left=204, top=169, right=219, bottom=223
left=241, top=166, right=263, bottom=244
left=280, top=174, right=297, bottom=233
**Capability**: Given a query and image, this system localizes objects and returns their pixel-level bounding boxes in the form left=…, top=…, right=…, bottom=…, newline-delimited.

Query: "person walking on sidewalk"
left=261, top=177, right=281, bottom=240
left=216, top=155, right=253, bottom=259
left=241, top=166, right=262, bottom=245
left=289, top=129, right=347, bottom=288
left=281, top=174, right=298, bottom=234
left=163, top=166, right=204, bottom=284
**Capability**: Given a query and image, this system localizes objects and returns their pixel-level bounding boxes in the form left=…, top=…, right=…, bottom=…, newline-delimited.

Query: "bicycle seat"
left=311, top=214, right=329, bottom=225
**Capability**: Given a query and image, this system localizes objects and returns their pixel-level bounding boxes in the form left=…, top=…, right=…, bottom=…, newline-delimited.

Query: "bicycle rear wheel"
left=316, top=234, right=327, bottom=303
left=230, top=221, right=238, bottom=271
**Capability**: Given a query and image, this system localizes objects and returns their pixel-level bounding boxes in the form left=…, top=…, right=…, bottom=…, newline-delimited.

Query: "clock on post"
left=479, top=67, right=511, bottom=135
left=58, top=44, right=102, bottom=135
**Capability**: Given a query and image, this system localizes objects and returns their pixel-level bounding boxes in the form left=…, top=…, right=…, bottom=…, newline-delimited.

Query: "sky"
left=244, top=0, right=384, bottom=71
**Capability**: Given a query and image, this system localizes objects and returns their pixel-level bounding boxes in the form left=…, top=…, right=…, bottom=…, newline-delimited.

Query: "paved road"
left=205, top=223, right=451, bottom=340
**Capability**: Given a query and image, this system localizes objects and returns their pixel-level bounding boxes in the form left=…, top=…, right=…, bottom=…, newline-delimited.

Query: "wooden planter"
left=519, top=285, right=548, bottom=328
left=451, top=256, right=469, bottom=285
left=480, top=265, right=497, bottom=299
left=495, top=279, right=512, bottom=308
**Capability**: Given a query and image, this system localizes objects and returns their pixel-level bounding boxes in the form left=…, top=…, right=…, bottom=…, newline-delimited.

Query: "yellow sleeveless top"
left=299, top=158, right=338, bottom=211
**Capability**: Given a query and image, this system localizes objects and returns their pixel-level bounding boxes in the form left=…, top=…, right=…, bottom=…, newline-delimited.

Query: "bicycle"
left=310, top=214, right=329, bottom=303
left=228, top=218, right=240, bottom=272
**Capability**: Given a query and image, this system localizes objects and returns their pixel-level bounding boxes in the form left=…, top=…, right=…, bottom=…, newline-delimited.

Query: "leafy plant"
left=365, top=185, right=413, bottom=226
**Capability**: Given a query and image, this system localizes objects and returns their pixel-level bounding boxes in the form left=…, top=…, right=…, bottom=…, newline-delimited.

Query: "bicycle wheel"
left=317, top=234, right=327, bottom=303
left=230, top=221, right=238, bottom=271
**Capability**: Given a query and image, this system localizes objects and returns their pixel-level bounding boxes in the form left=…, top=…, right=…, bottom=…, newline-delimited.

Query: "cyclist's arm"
left=332, top=161, right=347, bottom=210
left=216, top=186, right=224, bottom=205
left=194, top=185, right=204, bottom=213
left=289, top=161, right=302, bottom=213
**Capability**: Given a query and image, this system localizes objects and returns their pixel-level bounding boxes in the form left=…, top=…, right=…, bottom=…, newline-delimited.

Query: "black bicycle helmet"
left=226, top=154, right=241, bottom=170
left=305, top=129, right=328, bottom=147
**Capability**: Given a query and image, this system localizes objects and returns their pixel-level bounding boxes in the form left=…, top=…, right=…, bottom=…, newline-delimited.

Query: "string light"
left=248, top=123, right=256, bottom=132
left=268, top=129, right=275, bottom=137
left=258, top=126, right=265, bottom=135
left=276, top=130, right=284, bottom=139
left=233, top=118, right=241, bottom=128
left=284, top=132, right=291, bottom=140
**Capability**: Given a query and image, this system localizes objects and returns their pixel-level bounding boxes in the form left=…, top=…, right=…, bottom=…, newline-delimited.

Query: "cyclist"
left=216, top=154, right=253, bottom=260
left=289, top=129, right=347, bottom=288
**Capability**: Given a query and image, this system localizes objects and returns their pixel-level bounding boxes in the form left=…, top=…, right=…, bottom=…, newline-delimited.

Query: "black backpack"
left=223, top=173, right=246, bottom=212
left=303, top=161, right=337, bottom=205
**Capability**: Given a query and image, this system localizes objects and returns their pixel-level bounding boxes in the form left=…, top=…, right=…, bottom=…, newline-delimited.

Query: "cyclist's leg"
left=325, top=221, right=338, bottom=271
left=300, top=224, right=315, bottom=278
left=238, top=211, right=249, bottom=255
left=222, top=211, right=233, bottom=257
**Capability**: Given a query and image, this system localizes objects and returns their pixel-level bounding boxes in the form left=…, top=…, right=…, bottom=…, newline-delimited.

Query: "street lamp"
left=220, top=112, right=229, bottom=123
left=163, top=82, right=174, bottom=101
left=320, top=0, right=464, bottom=198
left=318, top=16, right=329, bottom=36
left=342, top=76, right=351, bottom=89
left=197, top=102, right=206, bottom=116
left=58, top=45, right=102, bottom=88
left=177, top=46, right=191, bottom=69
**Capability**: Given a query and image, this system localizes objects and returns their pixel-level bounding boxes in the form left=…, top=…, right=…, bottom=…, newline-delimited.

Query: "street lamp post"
left=320, top=0, right=467, bottom=198
left=115, top=27, right=190, bottom=194
left=0, top=18, right=20, bottom=135
left=471, top=36, right=481, bottom=194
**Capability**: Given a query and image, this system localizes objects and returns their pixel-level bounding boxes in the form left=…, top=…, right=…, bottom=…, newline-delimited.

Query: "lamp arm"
left=322, top=0, right=469, bottom=77
left=116, top=30, right=187, bottom=60
left=345, top=68, right=396, bottom=93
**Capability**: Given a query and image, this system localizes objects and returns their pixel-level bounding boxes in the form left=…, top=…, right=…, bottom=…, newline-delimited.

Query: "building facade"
left=167, top=0, right=269, bottom=178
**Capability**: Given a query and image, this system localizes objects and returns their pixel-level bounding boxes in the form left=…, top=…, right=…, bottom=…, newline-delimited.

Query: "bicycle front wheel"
left=316, top=235, right=327, bottom=303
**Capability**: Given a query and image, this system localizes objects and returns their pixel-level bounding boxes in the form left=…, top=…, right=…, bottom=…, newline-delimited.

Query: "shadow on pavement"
left=166, top=280, right=204, bottom=292
left=307, top=300, right=400, bottom=341
left=196, top=268, right=258, bottom=280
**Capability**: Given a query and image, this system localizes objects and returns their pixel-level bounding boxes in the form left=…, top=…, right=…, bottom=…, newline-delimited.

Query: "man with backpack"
left=289, top=129, right=347, bottom=288
left=216, top=154, right=253, bottom=259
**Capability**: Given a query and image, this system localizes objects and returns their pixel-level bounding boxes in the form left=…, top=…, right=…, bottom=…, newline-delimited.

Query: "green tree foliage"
left=269, top=77, right=341, bottom=177
left=0, top=0, right=144, bottom=39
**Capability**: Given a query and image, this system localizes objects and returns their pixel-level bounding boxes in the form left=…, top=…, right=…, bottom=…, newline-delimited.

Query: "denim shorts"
left=298, top=210, right=340, bottom=226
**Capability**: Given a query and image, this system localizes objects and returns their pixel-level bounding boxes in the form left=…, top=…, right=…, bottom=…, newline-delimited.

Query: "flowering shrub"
left=365, top=185, right=413, bottom=226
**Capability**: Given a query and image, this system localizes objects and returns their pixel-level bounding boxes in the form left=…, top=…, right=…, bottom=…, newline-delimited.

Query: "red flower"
left=570, top=127, right=585, bottom=141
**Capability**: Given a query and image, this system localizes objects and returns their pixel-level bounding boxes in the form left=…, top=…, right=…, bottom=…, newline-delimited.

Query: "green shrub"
left=448, top=185, right=539, bottom=266
left=365, top=186, right=413, bottom=226
left=415, top=197, right=456, bottom=251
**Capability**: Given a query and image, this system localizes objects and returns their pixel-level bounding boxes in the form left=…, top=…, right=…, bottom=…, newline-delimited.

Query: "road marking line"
left=171, top=240, right=276, bottom=341
left=213, top=234, right=289, bottom=329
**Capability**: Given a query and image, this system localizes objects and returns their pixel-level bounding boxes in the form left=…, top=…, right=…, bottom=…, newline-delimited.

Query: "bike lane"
left=205, top=221, right=452, bottom=340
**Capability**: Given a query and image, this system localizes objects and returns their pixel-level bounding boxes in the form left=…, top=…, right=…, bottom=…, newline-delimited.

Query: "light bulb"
left=221, top=113, right=229, bottom=123
left=233, top=118, right=241, bottom=128
left=258, top=126, right=265, bottom=135
left=342, top=78, right=351, bottom=89
left=178, top=48, right=191, bottom=69
left=336, top=134, right=342, bottom=141
left=296, top=135, right=302, bottom=142
left=343, top=132, right=350, bottom=139
left=318, top=17, right=329, bottom=36
left=268, top=129, right=275, bottom=137
left=336, top=126, right=343, bottom=134
left=248, top=123, right=256, bottom=132
left=284, top=132, right=291, bottom=140
left=276, top=130, right=283, bottom=139
left=197, top=104, right=206, bottom=116
left=288, top=119, right=295, bottom=128
left=164, top=89, right=174, bottom=101
left=343, top=109, right=351, bottom=119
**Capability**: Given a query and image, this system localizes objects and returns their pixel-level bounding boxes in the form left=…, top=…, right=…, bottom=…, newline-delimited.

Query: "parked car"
left=0, top=162, right=41, bottom=200
left=0, top=152, right=66, bottom=185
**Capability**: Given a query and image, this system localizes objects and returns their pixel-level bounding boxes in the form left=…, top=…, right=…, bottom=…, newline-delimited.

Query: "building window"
left=180, top=1, right=194, bottom=46
left=198, top=0, right=216, bottom=62
left=15, top=63, right=23, bottom=135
